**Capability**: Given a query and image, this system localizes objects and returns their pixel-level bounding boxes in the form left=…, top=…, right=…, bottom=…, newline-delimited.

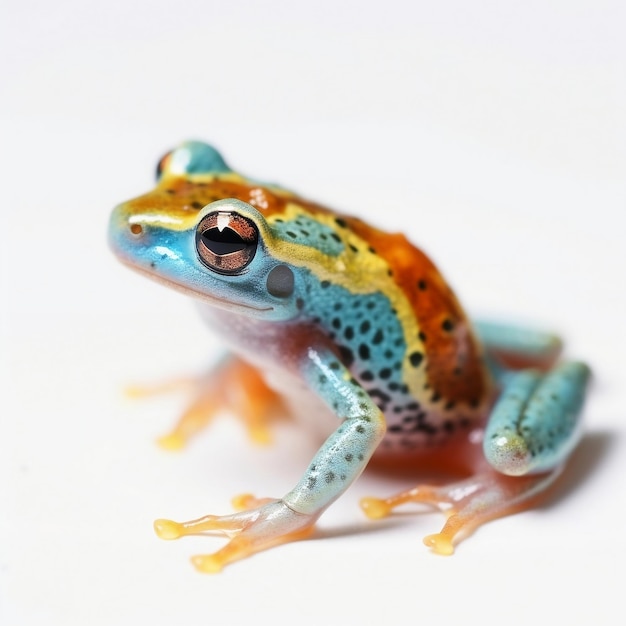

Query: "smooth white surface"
left=2, top=1, right=625, bottom=624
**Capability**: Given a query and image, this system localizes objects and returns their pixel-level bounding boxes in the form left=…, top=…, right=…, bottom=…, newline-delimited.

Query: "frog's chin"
left=121, top=260, right=274, bottom=315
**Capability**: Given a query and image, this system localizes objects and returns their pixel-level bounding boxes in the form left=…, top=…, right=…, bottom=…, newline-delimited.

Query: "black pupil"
left=201, top=227, right=247, bottom=255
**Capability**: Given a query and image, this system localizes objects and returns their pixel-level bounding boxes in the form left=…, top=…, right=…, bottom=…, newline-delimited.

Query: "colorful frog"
left=108, top=141, right=590, bottom=573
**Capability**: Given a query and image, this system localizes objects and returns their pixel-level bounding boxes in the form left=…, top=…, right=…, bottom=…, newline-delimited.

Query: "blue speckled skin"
left=109, top=141, right=591, bottom=572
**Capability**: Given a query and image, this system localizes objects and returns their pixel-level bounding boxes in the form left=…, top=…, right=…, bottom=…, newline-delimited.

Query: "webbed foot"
left=154, top=498, right=317, bottom=573
left=125, top=357, right=284, bottom=448
left=361, top=470, right=560, bottom=554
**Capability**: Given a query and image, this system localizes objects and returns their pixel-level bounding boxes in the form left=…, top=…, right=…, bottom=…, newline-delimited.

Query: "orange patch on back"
left=339, top=216, right=490, bottom=407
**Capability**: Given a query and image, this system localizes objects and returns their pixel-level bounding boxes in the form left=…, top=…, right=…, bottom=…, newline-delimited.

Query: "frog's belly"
left=261, top=368, right=339, bottom=442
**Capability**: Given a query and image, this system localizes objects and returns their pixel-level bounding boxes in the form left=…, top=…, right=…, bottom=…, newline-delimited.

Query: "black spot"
left=345, top=453, right=353, bottom=462
left=331, top=233, right=341, bottom=243
left=338, top=346, right=354, bottom=367
left=349, top=244, right=358, bottom=253
left=419, top=331, right=427, bottom=342
left=329, top=361, right=341, bottom=370
left=358, top=344, right=370, bottom=360
left=150, top=261, right=156, bottom=268
left=360, top=320, right=371, bottom=334
left=379, top=367, right=391, bottom=379
left=442, top=318, right=454, bottom=332
left=372, top=329, right=384, bottom=345
left=321, top=280, right=330, bottom=288
left=369, top=389, right=391, bottom=405
left=356, top=425, right=365, bottom=434
left=443, top=421, right=456, bottom=433
left=361, top=370, right=374, bottom=381
left=296, top=298, right=304, bottom=310
left=445, top=400, right=456, bottom=410
left=405, top=402, right=419, bottom=411
left=366, top=301, right=376, bottom=310
left=358, top=454, right=364, bottom=461
left=191, top=201, right=204, bottom=209
left=286, top=231, right=298, bottom=239
left=368, top=247, right=376, bottom=254
left=388, top=382, right=399, bottom=391
left=431, top=391, right=441, bottom=402
left=469, top=398, right=480, bottom=408
left=388, top=425, right=404, bottom=433
left=409, top=351, right=424, bottom=367
left=332, top=317, right=342, bottom=330
left=319, top=375, right=327, bottom=384
left=384, top=349, right=393, bottom=359
left=333, top=302, right=343, bottom=311
left=307, top=476, right=317, bottom=489
left=418, top=279, right=427, bottom=290
left=335, top=218, right=347, bottom=228
left=453, top=366, right=462, bottom=376
left=325, top=472, right=336, bottom=483
left=344, top=326, right=354, bottom=340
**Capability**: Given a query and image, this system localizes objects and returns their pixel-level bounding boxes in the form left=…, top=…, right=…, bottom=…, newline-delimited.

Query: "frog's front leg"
left=362, top=361, right=590, bottom=554
left=154, top=346, right=386, bottom=573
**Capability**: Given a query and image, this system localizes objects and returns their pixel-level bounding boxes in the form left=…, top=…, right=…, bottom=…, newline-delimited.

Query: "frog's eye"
left=196, top=211, right=258, bottom=274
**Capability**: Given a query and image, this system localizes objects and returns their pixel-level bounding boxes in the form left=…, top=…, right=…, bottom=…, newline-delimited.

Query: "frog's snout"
left=108, top=204, right=148, bottom=265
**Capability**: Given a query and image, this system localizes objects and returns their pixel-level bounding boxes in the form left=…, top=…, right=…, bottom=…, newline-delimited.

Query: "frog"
left=108, top=140, right=590, bottom=573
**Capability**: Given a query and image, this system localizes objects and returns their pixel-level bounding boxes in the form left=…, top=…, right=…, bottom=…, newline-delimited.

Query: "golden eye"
left=196, top=211, right=258, bottom=274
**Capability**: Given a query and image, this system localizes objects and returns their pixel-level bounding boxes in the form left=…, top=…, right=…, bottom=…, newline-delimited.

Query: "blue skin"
left=109, top=141, right=590, bottom=571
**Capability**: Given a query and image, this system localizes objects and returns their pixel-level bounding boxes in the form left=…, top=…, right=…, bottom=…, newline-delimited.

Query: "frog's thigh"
left=361, top=361, right=590, bottom=555
left=483, top=361, right=590, bottom=476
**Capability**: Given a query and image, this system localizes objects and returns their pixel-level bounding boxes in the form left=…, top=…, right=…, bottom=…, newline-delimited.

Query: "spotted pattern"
left=300, top=274, right=475, bottom=447
left=269, top=214, right=344, bottom=256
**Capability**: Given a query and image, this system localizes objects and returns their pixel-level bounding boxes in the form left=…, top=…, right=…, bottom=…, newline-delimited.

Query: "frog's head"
left=109, top=196, right=310, bottom=321
left=109, top=143, right=306, bottom=321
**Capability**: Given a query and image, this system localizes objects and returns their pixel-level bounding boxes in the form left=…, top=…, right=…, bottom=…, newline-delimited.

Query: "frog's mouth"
left=119, top=258, right=274, bottom=314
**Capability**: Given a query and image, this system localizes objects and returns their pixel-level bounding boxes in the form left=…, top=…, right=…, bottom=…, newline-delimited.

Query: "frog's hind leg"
left=361, top=361, right=590, bottom=554
left=474, top=319, right=563, bottom=372
left=129, top=357, right=284, bottom=449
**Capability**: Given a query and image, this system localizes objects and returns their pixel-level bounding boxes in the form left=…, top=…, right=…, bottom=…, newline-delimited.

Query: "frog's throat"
left=118, top=259, right=274, bottom=313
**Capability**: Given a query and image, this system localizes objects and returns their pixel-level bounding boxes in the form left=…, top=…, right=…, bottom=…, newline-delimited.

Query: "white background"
left=2, top=1, right=625, bottom=624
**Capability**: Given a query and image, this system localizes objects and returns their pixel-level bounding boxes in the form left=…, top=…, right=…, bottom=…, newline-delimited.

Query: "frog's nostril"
left=130, top=223, right=143, bottom=236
